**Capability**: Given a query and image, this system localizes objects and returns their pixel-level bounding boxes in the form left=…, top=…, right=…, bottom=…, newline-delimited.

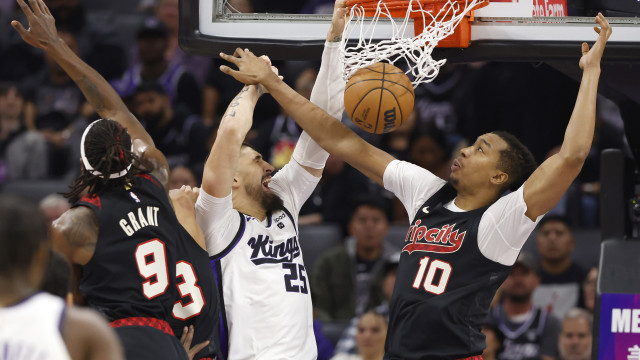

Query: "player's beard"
left=245, top=182, right=285, bottom=213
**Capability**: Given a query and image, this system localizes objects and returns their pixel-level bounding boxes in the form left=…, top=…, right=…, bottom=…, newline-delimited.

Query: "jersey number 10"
left=412, top=256, right=452, bottom=295
left=135, top=239, right=205, bottom=320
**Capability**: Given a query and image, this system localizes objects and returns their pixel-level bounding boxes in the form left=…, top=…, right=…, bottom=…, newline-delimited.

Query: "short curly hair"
left=492, top=131, right=537, bottom=193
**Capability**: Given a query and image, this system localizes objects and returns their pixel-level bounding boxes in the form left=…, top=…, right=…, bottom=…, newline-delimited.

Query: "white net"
left=340, top=0, right=486, bottom=87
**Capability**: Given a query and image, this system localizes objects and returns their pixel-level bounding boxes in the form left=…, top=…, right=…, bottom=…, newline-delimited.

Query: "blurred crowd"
left=0, top=0, right=633, bottom=359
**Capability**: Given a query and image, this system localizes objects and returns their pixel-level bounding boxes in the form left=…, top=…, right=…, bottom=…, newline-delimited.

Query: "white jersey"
left=197, top=161, right=320, bottom=360
left=0, top=292, right=71, bottom=360
left=196, top=40, right=344, bottom=360
left=384, top=160, right=544, bottom=265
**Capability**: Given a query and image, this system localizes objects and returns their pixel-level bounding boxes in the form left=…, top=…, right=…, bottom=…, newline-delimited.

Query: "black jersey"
left=75, top=174, right=179, bottom=322
left=170, top=225, right=223, bottom=360
left=384, top=184, right=511, bottom=360
left=489, top=305, right=560, bottom=360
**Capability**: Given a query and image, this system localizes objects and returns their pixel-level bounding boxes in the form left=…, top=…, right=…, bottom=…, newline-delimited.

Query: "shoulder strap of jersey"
left=73, top=194, right=102, bottom=215
left=426, top=183, right=457, bottom=207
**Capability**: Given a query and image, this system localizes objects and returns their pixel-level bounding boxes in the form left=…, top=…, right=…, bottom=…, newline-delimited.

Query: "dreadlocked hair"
left=64, top=119, right=152, bottom=204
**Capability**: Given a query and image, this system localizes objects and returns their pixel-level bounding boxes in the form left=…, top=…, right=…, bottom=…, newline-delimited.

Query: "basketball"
left=344, top=62, right=415, bottom=134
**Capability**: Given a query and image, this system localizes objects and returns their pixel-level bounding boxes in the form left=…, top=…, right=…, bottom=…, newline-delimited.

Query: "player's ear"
left=231, top=175, right=240, bottom=189
left=490, top=170, right=508, bottom=187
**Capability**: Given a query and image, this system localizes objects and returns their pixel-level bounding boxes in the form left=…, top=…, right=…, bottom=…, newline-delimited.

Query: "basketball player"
left=11, top=0, right=206, bottom=358
left=219, top=13, right=611, bottom=360
left=170, top=188, right=222, bottom=360
left=0, top=195, right=124, bottom=360
left=191, top=1, right=348, bottom=358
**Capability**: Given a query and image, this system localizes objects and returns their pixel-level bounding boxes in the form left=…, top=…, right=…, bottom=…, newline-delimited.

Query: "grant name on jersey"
left=119, top=206, right=160, bottom=236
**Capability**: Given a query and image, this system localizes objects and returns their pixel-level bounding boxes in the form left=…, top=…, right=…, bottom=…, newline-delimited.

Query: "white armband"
left=292, top=41, right=346, bottom=170
left=292, top=131, right=329, bottom=169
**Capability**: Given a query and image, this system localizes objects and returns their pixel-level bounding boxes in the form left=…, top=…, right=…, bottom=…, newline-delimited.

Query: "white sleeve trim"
left=195, top=188, right=242, bottom=257
left=478, top=185, right=545, bottom=265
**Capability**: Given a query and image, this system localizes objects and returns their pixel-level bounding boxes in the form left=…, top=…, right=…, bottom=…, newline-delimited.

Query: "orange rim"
left=346, top=0, right=489, bottom=17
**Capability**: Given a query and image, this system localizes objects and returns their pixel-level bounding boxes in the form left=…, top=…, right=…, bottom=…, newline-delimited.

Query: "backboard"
left=179, top=0, right=640, bottom=102
left=180, top=0, right=640, bottom=60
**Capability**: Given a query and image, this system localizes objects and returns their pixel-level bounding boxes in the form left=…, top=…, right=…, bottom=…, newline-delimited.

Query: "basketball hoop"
left=340, top=0, right=489, bottom=87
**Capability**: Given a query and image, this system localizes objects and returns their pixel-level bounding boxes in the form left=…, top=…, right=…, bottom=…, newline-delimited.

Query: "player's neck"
left=0, top=278, right=37, bottom=307
left=453, top=190, right=498, bottom=211
left=541, top=257, right=572, bottom=275
left=233, top=195, right=267, bottom=221
left=502, top=298, right=533, bottom=317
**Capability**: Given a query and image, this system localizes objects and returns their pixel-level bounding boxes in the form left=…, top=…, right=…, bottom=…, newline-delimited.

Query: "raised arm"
left=290, top=0, right=349, bottom=178
left=201, top=82, right=262, bottom=197
left=12, top=0, right=169, bottom=183
left=220, top=51, right=395, bottom=186
left=523, top=14, right=611, bottom=220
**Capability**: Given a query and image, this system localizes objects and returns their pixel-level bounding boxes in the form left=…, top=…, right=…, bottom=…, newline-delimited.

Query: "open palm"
left=11, top=0, right=59, bottom=50
left=579, top=13, right=612, bottom=71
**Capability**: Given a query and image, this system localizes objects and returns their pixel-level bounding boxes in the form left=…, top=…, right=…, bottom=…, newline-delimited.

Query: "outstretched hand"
left=327, top=0, right=348, bottom=42
left=219, top=48, right=280, bottom=87
left=11, top=0, right=59, bottom=50
left=579, top=13, right=612, bottom=71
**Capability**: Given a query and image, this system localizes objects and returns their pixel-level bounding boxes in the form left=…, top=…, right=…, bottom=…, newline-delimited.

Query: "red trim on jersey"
left=79, top=194, right=102, bottom=210
left=457, top=356, right=483, bottom=360
left=172, top=260, right=206, bottom=321
left=110, top=317, right=174, bottom=336
left=137, top=174, right=161, bottom=189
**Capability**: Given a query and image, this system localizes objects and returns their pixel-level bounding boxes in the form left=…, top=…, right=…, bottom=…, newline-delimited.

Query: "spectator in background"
left=487, top=252, right=560, bottom=360
left=113, top=18, right=202, bottom=115
left=312, top=200, right=394, bottom=321
left=533, top=215, right=587, bottom=319
left=0, top=83, right=48, bottom=183
left=558, top=308, right=593, bottom=360
left=131, top=81, right=209, bottom=174
left=21, top=29, right=88, bottom=178
left=44, top=0, right=127, bottom=80
left=168, top=165, right=198, bottom=190
left=391, top=123, right=452, bottom=224
left=39, top=194, right=71, bottom=227
left=334, top=257, right=398, bottom=357
left=40, top=250, right=72, bottom=303
left=153, top=0, right=211, bottom=83
left=581, top=267, right=598, bottom=314
left=331, top=311, right=388, bottom=360
left=299, top=155, right=385, bottom=230
left=252, top=67, right=317, bottom=170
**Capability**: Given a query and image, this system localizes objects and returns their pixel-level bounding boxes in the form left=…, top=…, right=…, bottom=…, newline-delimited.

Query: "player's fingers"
left=184, top=325, right=195, bottom=346
left=180, top=326, right=189, bottom=343
left=36, top=0, right=48, bottom=16
left=28, top=0, right=43, bottom=16
left=260, top=55, right=272, bottom=66
left=191, top=340, right=210, bottom=355
left=15, top=0, right=34, bottom=18
left=233, top=47, right=246, bottom=57
left=581, top=42, right=589, bottom=55
left=39, top=0, right=51, bottom=16
left=219, top=65, right=242, bottom=80
left=10, top=20, right=28, bottom=36
left=219, top=52, right=240, bottom=66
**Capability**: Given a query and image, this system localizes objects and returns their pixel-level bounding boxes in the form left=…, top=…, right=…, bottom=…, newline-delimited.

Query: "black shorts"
left=112, top=318, right=188, bottom=360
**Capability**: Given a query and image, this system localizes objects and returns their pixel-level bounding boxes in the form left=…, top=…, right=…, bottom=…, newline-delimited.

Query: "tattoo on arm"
left=63, top=208, right=99, bottom=256
left=76, top=75, right=106, bottom=114
left=330, top=35, right=342, bottom=42
left=222, top=86, right=251, bottom=120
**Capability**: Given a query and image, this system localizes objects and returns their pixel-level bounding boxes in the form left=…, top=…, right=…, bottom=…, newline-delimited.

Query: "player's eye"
left=478, top=146, right=483, bottom=153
